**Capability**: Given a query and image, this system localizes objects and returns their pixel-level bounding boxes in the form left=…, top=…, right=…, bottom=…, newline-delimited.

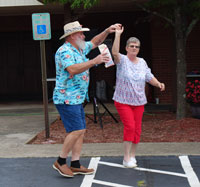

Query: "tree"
left=134, top=0, right=200, bottom=119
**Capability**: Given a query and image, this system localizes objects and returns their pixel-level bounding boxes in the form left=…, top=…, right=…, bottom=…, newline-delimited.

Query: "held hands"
left=115, top=25, right=124, bottom=35
left=105, top=23, right=122, bottom=34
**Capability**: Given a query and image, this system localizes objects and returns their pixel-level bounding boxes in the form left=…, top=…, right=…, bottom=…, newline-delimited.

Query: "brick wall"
left=186, top=22, right=200, bottom=73
left=150, top=19, right=174, bottom=104
left=150, top=19, right=200, bottom=104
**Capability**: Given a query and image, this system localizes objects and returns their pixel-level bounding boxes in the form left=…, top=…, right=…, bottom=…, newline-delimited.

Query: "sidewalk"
left=0, top=101, right=200, bottom=158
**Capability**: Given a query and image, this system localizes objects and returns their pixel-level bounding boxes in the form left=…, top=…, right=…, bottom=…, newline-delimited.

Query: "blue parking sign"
left=32, top=13, right=51, bottom=40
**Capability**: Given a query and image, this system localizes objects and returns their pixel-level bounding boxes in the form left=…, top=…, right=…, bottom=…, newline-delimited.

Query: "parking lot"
left=1, top=155, right=200, bottom=187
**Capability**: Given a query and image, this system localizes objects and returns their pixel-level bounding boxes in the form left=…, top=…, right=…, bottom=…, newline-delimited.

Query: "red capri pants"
left=114, top=101, right=144, bottom=144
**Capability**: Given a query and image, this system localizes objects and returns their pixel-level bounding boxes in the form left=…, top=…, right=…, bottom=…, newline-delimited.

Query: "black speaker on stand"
left=83, top=65, right=118, bottom=128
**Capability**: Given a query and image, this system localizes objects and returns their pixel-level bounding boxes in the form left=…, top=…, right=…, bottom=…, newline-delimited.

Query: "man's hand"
left=93, top=53, right=111, bottom=65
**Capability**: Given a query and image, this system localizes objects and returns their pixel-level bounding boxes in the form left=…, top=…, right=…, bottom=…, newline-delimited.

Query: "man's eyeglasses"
left=129, top=45, right=140, bottom=49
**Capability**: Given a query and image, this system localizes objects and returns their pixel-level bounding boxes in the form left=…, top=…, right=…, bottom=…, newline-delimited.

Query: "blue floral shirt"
left=53, top=41, right=93, bottom=105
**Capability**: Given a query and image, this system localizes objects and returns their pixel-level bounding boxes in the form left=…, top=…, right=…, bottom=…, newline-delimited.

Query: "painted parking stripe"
left=134, top=167, right=186, bottom=178
left=179, top=156, right=200, bottom=187
left=80, top=157, right=100, bottom=187
left=99, top=160, right=187, bottom=178
left=99, top=161, right=124, bottom=168
left=93, top=179, right=134, bottom=187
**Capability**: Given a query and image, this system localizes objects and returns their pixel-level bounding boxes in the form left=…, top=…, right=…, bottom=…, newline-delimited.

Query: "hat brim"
left=59, top=28, right=90, bottom=40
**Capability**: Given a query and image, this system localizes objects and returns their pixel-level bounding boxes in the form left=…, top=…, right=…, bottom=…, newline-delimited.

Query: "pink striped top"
left=113, top=54, right=154, bottom=106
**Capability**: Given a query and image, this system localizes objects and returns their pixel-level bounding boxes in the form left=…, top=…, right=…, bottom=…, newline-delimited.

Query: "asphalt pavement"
left=1, top=156, right=200, bottom=187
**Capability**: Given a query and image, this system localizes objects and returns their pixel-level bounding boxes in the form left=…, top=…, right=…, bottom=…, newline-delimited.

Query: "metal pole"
left=40, top=40, right=49, bottom=138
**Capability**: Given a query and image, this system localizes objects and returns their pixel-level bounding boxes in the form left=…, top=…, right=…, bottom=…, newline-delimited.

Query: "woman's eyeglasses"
left=129, top=45, right=140, bottom=49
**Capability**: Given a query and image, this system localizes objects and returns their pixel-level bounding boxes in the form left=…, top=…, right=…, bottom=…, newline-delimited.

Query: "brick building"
left=0, top=0, right=199, bottom=110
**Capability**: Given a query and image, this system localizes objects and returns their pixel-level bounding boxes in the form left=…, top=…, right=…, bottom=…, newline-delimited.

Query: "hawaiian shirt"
left=113, top=54, right=154, bottom=106
left=53, top=41, right=93, bottom=105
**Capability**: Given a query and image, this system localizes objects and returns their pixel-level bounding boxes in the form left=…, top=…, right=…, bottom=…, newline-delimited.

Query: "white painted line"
left=99, top=161, right=124, bottom=168
left=179, top=156, right=200, bottom=187
left=80, top=157, right=100, bottom=187
left=135, top=167, right=186, bottom=178
left=93, top=179, right=134, bottom=187
left=99, top=161, right=187, bottom=178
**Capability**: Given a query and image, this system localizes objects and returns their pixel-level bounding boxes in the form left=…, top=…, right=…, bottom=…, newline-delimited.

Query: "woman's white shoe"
left=123, top=160, right=137, bottom=168
left=130, top=157, right=137, bottom=164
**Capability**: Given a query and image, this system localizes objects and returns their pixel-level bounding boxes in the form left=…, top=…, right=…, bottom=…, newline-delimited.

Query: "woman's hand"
left=158, top=82, right=165, bottom=91
left=115, top=26, right=124, bottom=35
left=149, top=77, right=165, bottom=91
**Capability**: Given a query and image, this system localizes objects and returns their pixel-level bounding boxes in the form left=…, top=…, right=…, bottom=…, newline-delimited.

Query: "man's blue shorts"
left=55, top=104, right=86, bottom=133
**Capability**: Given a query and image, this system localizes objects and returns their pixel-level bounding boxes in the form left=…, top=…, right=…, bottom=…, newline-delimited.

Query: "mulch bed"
left=29, top=112, right=200, bottom=144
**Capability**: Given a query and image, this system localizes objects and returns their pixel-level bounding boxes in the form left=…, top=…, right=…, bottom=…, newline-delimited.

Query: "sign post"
left=32, top=13, right=51, bottom=138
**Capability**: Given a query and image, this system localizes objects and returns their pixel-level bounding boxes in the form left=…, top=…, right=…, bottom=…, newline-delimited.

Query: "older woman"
left=112, top=26, right=165, bottom=168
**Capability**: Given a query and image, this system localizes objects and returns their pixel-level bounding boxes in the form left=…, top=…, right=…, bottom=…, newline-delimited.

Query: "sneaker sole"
left=52, top=164, right=74, bottom=178
left=73, top=171, right=94, bottom=175
left=123, top=164, right=137, bottom=168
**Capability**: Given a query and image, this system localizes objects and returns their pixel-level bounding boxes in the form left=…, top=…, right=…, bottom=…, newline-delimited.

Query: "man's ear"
left=70, top=32, right=78, bottom=39
left=70, top=34, right=75, bottom=40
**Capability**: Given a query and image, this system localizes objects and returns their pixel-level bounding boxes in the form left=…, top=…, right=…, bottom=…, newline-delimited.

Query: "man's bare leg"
left=52, top=130, right=85, bottom=177
left=71, top=129, right=85, bottom=161
left=59, top=129, right=85, bottom=158
left=69, top=129, right=94, bottom=174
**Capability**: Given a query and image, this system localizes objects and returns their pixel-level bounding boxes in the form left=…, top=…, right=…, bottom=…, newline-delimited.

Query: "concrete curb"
left=1, top=142, right=200, bottom=158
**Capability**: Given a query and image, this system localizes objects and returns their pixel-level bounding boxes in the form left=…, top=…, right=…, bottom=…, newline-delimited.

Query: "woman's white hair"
left=126, top=37, right=141, bottom=47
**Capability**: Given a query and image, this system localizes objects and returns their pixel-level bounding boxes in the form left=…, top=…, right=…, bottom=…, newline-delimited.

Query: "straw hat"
left=59, top=21, right=90, bottom=40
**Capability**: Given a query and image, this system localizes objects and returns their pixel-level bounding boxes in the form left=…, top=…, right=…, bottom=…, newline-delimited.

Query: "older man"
left=52, top=21, right=121, bottom=177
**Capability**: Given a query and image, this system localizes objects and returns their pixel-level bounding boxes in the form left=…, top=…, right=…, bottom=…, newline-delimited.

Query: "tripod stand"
left=83, top=96, right=118, bottom=128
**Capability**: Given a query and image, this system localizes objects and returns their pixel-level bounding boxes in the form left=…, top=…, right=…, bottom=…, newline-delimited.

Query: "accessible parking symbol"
left=37, top=25, right=46, bottom=34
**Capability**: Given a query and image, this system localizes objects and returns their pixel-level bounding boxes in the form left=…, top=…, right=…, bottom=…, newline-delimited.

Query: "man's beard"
left=75, top=37, right=85, bottom=50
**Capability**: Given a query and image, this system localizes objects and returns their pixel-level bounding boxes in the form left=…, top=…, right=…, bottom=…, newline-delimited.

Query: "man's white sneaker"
left=123, top=160, right=137, bottom=168
left=130, top=157, right=137, bottom=164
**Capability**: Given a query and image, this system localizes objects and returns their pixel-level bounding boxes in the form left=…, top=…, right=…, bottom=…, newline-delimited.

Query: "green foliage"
left=71, top=0, right=99, bottom=8
left=43, top=0, right=99, bottom=9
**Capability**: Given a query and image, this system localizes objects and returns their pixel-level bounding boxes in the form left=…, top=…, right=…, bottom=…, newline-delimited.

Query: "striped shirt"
left=113, top=54, right=154, bottom=106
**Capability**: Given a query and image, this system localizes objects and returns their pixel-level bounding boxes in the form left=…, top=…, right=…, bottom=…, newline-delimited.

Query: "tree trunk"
left=174, top=7, right=187, bottom=119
